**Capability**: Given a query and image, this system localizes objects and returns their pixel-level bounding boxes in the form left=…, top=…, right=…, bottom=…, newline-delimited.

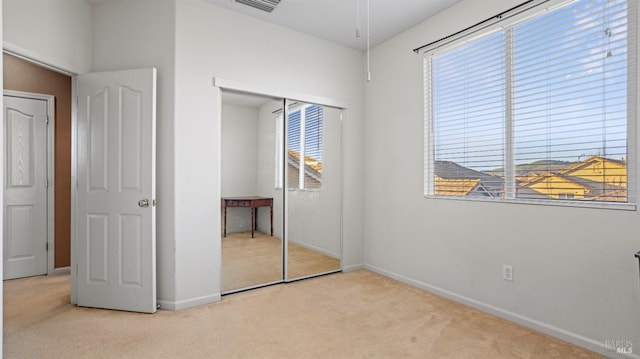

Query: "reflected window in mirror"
left=276, top=103, right=324, bottom=190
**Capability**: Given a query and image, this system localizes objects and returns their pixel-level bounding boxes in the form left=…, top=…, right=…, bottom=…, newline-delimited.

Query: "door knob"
left=138, top=199, right=150, bottom=208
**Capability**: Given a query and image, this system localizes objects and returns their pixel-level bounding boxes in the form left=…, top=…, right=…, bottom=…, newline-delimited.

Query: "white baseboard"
left=53, top=267, right=71, bottom=275
left=342, top=264, right=364, bottom=272
left=364, top=264, right=638, bottom=359
left=289, top=240, right=340, bottom=259
left=158, top=293, right=221, bottom=311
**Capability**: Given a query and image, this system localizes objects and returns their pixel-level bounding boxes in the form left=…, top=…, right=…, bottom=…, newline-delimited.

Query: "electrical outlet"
left=503, top=264, right=513, bottom=281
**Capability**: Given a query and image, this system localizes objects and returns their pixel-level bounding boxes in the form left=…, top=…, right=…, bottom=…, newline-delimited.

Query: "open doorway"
left=3, top=52, right=73, bottom=277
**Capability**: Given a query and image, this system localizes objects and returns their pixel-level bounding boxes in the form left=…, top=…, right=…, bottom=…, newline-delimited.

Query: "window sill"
left=423, top=194, right=636, bottom=211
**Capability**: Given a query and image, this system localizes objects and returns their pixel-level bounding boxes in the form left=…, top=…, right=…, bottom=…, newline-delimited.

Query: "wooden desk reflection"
left=221, top=196, right=273, bottom=238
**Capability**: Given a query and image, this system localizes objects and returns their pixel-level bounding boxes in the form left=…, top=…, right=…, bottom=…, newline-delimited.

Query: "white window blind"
left=424, top=0, right=637, bottom=206
left=303, top=104, right=323, bottom=189
left=429, top=31, right=506, bottom=198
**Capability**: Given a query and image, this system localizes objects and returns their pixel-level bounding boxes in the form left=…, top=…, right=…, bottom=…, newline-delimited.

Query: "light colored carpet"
left=4, top=270, right=598, bottom=358
left=222, top=231, right=340, bottom=292
left=223, top=232, right=283, bottom=291
left=287, top=239, right=340, bottom=280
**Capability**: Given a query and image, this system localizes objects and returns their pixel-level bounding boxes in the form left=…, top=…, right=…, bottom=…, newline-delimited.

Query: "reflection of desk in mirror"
left=221, top=196, right=273, bottom=238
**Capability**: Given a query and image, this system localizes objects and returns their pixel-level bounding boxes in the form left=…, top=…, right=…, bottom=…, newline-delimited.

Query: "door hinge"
left=45, top=177, right=49, bottom=188
left=45, top=115, right=49, bottom=125
left=46, top=242, right=49, bottom=251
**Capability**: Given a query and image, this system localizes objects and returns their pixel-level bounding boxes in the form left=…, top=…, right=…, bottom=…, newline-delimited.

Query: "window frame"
left=423, top=0, right=637, bottom=210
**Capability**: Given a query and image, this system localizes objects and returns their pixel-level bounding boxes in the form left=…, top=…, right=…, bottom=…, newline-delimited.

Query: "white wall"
left=221, top=103, right=259, bottom=233
left=256, top=100, right=284, bottom=238
left=174, top=0, right=365, bottom=306
left=3, top=0, right=92, bottom=74
left=364, top=0, right=640, bottom=357
left=91, top=0, right=178, bottom=308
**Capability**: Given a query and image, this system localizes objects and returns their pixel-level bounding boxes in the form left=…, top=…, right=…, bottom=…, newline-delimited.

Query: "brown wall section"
left=3, top=53, right=72, bottom=268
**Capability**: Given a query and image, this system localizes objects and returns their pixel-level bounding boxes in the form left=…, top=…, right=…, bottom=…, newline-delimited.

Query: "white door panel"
left=77, top=68, right=156, bottom=313
left=3, top=96, right=48, bottom=280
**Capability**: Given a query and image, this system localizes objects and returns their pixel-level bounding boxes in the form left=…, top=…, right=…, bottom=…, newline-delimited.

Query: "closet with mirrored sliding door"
left=220, top=87, right=343, bottom=294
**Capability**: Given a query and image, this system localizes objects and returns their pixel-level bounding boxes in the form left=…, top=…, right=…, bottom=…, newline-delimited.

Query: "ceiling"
left=201, top=0, right=462, bottom=51
left=84, top=0, right=462, bottom=51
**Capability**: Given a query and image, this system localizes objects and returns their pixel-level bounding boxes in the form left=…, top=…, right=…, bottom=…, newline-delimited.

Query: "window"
left=424, top=0, right=637, bottom=206
left=276, top=104, right=324, bottom=190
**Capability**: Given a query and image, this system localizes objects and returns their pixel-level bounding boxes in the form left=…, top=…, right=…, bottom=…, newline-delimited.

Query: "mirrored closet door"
left=284, top=101, right=342, bottom=281
left=221, top=90, right=285, bottom=293
left=221, top=89, right=343, bottom=294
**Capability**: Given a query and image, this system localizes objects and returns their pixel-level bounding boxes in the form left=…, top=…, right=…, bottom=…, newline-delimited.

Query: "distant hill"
left=488, top=160, right=574, bottom=177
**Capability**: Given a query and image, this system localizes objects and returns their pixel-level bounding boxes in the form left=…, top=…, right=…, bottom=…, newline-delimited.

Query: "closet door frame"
left=215, top=77, right=347, bottom=290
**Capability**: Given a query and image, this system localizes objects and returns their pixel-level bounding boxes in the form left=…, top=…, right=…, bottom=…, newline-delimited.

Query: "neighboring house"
left=434, top=156, right=627, bottom=202
left=433, top=161, right=503, bottom=197
left=519, top=156, right=627, bottom=202
left=434, top=177, right=480, bottom=196
left=287, top=150, right=322, bottom=189
left=559, top=156, right=627, bottom=188
left=518, top=172, right=624, bottom=201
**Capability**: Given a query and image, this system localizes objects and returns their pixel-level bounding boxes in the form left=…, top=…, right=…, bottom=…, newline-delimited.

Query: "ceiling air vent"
left=234, top=0, right=281, bottom=13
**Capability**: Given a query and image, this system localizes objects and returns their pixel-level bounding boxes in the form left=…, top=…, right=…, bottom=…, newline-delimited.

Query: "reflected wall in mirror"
left=221, top=90, right=284, bottom=293
left=285, top=102, right=342, bottom=280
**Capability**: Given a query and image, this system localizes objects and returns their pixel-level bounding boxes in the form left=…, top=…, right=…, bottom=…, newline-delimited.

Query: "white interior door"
left=77, top=68, right=157, bottom=313
left=3, top=95, right=48, bottom=280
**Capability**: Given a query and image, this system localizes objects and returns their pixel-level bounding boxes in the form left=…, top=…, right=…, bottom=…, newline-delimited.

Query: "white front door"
left=77, top=68, right=157, bottom=313
left=3, top=95, right=49, bottom=280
